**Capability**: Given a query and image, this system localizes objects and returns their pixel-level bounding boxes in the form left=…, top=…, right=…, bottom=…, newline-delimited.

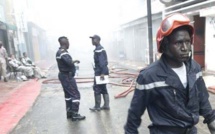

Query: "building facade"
left=112, top=0, right=215, bottom=72
left=111, top=0, right=164, bottom=65
left=163, top=0, right=215, bottom=71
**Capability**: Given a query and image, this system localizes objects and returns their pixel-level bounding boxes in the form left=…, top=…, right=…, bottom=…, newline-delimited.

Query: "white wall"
left=118, top=0, right=164, bottom=24
left=205, top=16, right=215, bottom=71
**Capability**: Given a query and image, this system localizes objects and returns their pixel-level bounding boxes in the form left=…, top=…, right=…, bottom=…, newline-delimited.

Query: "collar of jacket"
left=156, top=54, right=196, bottom=90
left=94, top=44, right=102, bottom=52
left=59, top=47, right=67, bottom=52
left=95, top=44, right=101, bottom=48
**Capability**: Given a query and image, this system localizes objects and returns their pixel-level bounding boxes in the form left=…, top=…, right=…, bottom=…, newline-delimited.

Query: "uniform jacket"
left=56, top=47, right=76, bottom=76
left=124, top=54, right=215, bottom=134
left=94, top=44, right=109, bottom=76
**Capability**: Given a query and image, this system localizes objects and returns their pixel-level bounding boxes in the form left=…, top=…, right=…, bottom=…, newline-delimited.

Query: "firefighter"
left=124, top=13, right=215, bottom=134
left=56, top=36, right=85, bottom=121
left=89, top=35, right=110, bottom=111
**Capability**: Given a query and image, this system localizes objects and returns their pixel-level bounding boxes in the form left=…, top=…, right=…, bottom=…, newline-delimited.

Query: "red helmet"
left=156, top=13, right=194, bottom=53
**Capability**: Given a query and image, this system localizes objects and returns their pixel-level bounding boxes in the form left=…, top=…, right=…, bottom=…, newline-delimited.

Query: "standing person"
left=0, top=41, right=8, bottom=82
left=124, top=13, right=215, bottom=134
left=56, top=36, right=85, bottom=121
left=89, top=35, right=110, bottom=111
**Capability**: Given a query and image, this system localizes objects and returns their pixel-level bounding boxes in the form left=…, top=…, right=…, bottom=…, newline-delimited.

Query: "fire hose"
left=42, top=67, right=140, bottom=99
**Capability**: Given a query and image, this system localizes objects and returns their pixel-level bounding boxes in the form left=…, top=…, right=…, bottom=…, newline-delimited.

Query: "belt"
left=150, top=125, right=194, bottom=134
left=60, top=71, right=72, bottom=74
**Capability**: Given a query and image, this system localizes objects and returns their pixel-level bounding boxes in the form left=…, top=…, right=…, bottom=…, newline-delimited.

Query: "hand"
left=100, top=74, right=104, bottom=80
left=75, top=60, right=80, bottom=64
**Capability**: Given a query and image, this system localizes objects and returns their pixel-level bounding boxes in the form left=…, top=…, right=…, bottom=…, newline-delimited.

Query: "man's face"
left=164, top=29, right=191, bottom=67
left=91, top=38, right=97, bottom=46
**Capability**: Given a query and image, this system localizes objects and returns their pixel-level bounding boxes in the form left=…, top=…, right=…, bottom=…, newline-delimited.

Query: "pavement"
left=0, top=79, right=41, bottom=134
left=0, top=59, right=215, bottom=134
left=0, top=60, right=54, bottom=134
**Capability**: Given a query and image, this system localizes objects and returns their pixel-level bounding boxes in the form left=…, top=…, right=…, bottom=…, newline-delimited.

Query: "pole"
left=147, top=0, right=153, bottom=64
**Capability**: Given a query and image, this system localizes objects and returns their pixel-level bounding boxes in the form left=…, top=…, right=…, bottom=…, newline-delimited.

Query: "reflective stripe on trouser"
left=59, top=73, right=80, bottom=112
left=93, top=77, right=108, bottom=95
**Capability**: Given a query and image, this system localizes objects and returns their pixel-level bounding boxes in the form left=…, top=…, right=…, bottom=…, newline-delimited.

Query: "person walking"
left=56, top=36, right=85, bottom=121
left=89, top=35, right=110, bottom=111
left=0, top=41, right=8, bottom=82
left=124, top=13, right=215, bottom=134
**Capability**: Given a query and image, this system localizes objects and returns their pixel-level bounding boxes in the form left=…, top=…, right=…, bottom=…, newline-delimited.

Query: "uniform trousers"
left=58, top=72, right=80, bottom=113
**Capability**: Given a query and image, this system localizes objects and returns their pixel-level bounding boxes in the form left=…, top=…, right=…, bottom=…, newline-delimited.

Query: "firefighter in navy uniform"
left=56, top=36, right=85, bottom=121
left=89, top=35, right=110, bottom=111
left=124, top=13, right=215, bottom=134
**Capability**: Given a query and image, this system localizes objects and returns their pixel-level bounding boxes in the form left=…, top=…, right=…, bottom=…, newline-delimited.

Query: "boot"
left=67, top=112, right=73, bottom=119
left=101, top=94, right=110, bottom=110
left=89, top=93, right=101, bottom=111
left=71, top=112, right=86, bottom=121
left=65, top=101, right=72, bottom=119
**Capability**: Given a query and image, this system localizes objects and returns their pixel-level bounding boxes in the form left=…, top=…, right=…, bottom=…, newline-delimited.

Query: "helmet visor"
left=161, top=13, right=190, bottom=36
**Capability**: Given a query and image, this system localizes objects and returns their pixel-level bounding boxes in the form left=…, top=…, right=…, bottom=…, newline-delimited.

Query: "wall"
left=111, top=12, right=162, bottom=64
left=205, top=16, right=215, bottom=72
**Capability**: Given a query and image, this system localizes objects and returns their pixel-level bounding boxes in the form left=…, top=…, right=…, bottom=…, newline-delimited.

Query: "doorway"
left=193, top=15, right=205, bottom=69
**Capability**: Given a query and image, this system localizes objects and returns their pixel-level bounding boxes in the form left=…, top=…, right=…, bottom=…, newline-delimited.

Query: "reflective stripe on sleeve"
left=56, top=52, right=69, bottom=59
left=196, top=71, right=202, bottom=80
left=136, top=81, right=168, bottom=90
left=95, top=49, right=105, bottom=53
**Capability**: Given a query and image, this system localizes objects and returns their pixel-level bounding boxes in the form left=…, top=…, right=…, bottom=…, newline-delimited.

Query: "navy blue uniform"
left=93, top=44, right=109, bottom=95
left=124, top=55, right=215, bottom=134
left=56, top=47, right=80, bottom=113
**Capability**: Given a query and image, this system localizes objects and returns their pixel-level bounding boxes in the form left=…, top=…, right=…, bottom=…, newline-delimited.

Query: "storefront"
left=6, top=23, right=17, bottom=56
left=0, top=21, right=8, bottom=51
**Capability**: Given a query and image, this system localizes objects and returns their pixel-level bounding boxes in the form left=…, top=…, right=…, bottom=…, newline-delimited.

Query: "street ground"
left=9, top=60, right=215, bottom=134
left=1, top=56, right=215, bottom=134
